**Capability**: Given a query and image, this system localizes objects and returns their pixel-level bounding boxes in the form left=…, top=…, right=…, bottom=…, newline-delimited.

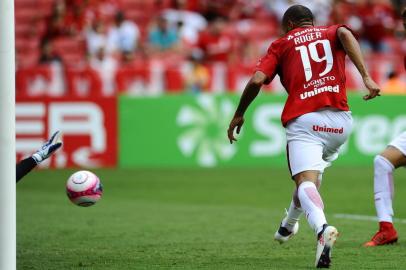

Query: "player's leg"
left=294, top=170, right=337, bottom=268
left=292, top=110, right=351, bottom=268
left=294, top=171, right=327, bottom=235
left=279, top=110, right=350, bottom=268
left=274, top=189, right=302, bottom=243
left=294, top=170, right=338, bottom=268
left=307, top=112, right=352, bottom=268
left=374, top=147, right=405, bottom=223
left=275, top=137, right=328, bottom=240
left=275, top=172, right=323, bottom=244
left=274, top=116, right=329, bottom=245
left=305, top=109, right=352, bottom=237
left=365, top=142, right=406, bottom=246
left=274, top=145, right=304, bottom=243
left=276, top=116, right=329, bottom=233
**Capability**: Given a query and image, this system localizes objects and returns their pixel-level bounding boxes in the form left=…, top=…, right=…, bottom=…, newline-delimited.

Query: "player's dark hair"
left=282, top=5, right=314, bottom=29
left=402, top=7, right=406, bottom=18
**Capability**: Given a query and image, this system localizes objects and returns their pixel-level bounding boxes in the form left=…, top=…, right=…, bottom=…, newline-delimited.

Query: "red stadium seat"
left=36, top=19, right=48, bottom=37
left=16, top=51, right=40, bottom=68
left=15, top=37, right=40, bottom=54
left=15, top=7, right=40, bottom=19
left=120, top=0, right=169, bottom=10
left=52, top=37, right=85, bottom=56
left=14, top=0, right=52, bottom=26
left=15, top=14, right=36, bottom=25
left=38, top=0, right=54, bottom=16
left=60, top=52, right=86, bottom=67
left=15, top=23, right=36, bottom=37
left=15, top=0, right=40, bottom=7
left=125, top=9, right=146, bottom=22
left=51, top=37, right=86, bottom=67
left=120, top=0, right=143, bottom=10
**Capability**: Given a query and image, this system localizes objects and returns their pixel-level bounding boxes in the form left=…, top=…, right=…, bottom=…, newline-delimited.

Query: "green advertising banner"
left=119, top=94, right=406, bottom=168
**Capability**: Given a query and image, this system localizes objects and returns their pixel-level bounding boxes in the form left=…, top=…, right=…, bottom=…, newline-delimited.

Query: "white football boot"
left=274, top=216, right=299, bottom=244
left=315, top=225, right=339, bottom=268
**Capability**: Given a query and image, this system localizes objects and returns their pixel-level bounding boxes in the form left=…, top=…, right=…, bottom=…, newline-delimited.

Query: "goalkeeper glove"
left=32, top=131, right=63, bottom=164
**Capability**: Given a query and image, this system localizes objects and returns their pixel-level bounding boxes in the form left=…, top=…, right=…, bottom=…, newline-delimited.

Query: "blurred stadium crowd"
left=15, top=0, right=406, bottom=96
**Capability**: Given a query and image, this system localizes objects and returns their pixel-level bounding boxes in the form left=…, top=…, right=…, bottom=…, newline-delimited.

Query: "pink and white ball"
left=66, top=171, right=103, bottom=207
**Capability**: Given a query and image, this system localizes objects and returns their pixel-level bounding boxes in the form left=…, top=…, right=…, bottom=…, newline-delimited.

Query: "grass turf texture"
left=17, top=167, right=406, bottom=270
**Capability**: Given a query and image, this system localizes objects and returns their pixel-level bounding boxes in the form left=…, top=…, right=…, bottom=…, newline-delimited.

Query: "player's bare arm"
left=337, top=27, right=381, bottom=100
left=227, top=71, right=267, bottom=144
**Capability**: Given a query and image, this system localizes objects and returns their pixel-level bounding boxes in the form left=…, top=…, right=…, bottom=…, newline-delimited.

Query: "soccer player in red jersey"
left=227, top=5, right=380, bottom=268
left=364, top=7, right=406, bottom=247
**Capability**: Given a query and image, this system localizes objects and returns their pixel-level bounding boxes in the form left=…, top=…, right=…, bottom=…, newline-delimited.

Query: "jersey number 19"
left=295, top=40, right=334, bottom=82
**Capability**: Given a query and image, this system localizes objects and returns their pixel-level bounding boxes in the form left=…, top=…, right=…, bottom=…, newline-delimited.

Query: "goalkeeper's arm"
left=16, top=131, right=62, bottom=183
left=16, top=157, right=37, bottom=183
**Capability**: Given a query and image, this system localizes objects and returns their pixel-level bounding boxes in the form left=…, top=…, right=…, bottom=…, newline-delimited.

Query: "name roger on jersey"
left=286, top=28, right=325, bottom=45
left=300, top=85, right=340, bottom=100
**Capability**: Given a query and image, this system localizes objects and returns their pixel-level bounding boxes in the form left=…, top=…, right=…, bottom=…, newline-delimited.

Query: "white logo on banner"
left=176, top=95, right=236, bottom=167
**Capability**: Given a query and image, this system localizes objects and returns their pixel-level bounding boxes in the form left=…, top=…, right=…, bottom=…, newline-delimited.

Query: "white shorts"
left=388, top=132, right=406, bottom=156
left=286, top=109, right=353, bottom=177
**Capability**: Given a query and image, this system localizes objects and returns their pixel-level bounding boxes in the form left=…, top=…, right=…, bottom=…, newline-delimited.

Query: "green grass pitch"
left=17, top=167, right=406, bottom=270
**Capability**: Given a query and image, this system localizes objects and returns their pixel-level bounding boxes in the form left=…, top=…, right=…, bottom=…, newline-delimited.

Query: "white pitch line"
left=333, top=213, right=406, bottom=224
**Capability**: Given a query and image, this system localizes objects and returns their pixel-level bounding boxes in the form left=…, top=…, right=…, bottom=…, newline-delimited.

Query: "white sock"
left=374, top=155, right=395, bottom=223
left=282, top=200, right=303, bottom=231
left=298, top=181, right=327, bottom=235
left=281, top=172, right=324, bottom=232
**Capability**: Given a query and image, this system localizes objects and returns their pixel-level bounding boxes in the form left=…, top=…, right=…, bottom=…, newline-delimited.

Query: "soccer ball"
left=66, top=170, right=103, bottom=207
